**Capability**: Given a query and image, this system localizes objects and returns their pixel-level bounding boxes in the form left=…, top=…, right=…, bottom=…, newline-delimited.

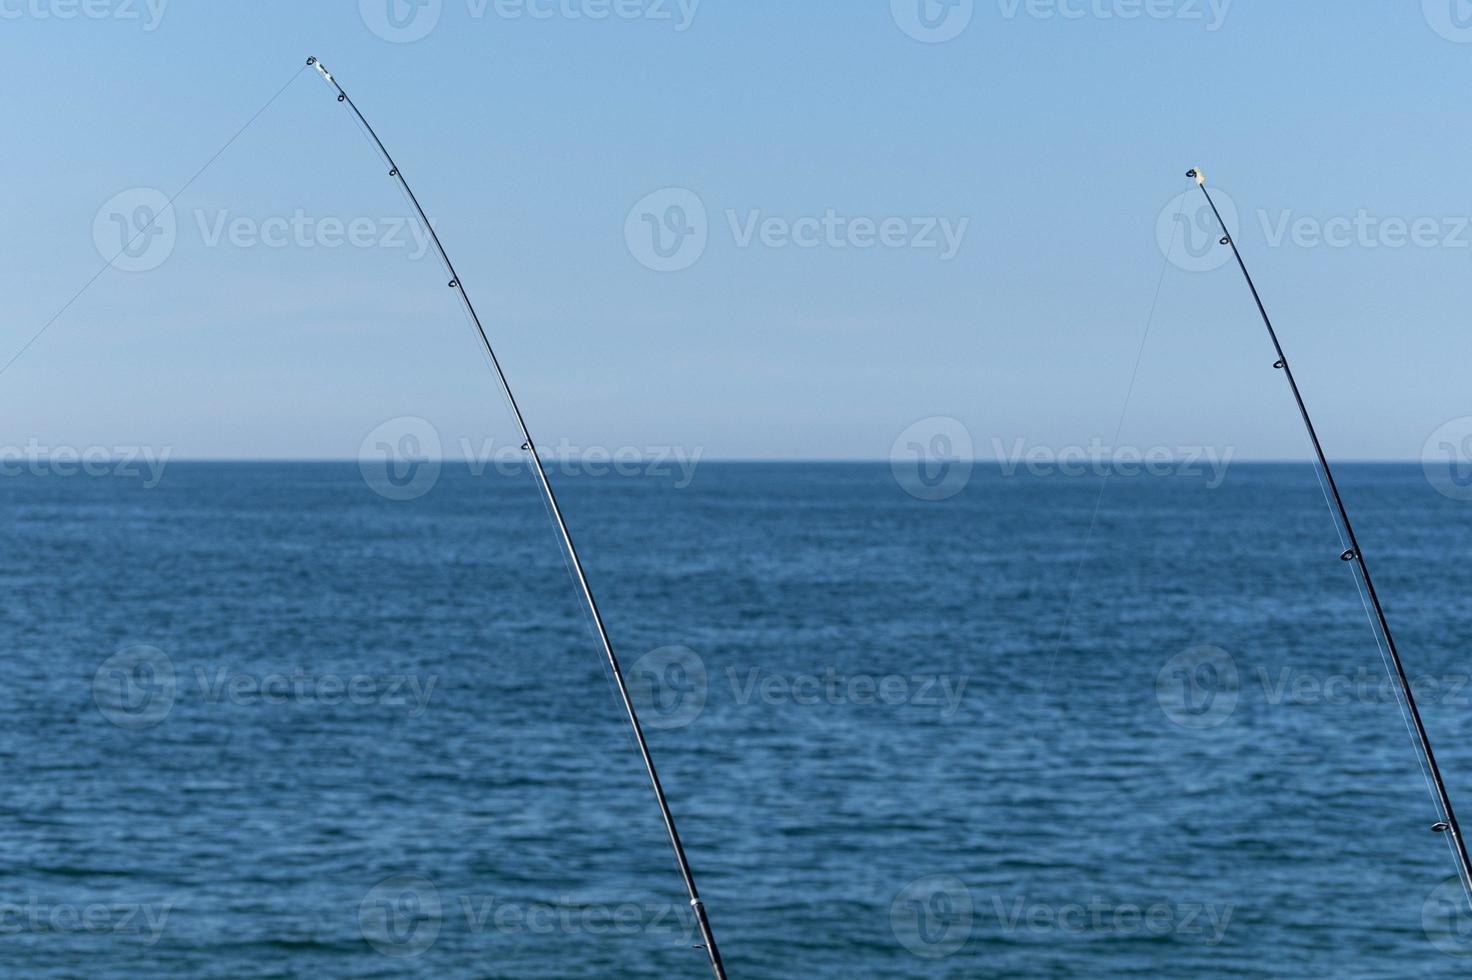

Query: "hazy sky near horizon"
left=4, top=2, right=1472, bottom=461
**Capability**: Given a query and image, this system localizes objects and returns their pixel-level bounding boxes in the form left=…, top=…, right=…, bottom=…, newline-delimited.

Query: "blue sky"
left=3, top=2, right=1472, bottom=460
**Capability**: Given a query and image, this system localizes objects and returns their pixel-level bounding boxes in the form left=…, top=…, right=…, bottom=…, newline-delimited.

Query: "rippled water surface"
left=3, top=462, right=1472, bottom=977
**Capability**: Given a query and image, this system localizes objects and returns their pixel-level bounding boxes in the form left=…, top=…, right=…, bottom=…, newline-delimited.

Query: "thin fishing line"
left=1305, top=448, right=1448, bottom=839
left=1305, top=455, right=1445, bottom=823
left=0, top=64, right=309, bottom=381
left=1043, top=188, right=1187, bottom=689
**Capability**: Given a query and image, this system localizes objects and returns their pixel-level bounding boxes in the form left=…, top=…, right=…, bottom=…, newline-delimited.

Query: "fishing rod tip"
left=309, top=58, right=334, bottom=83
left=1187, top=168, right=1206, bottom=185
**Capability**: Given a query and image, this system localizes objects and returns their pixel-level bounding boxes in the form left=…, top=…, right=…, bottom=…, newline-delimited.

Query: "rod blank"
left=307, top=57, right=728, bottom=979
left=1188, top=168, right=1472, bottom=895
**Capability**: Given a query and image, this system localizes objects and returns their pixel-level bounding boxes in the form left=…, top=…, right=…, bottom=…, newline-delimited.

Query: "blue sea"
left=4, top=461, right=1472, bottom=978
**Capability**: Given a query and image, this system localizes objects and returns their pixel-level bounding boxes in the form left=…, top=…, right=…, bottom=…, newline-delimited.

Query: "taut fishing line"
left=0, top=63, right=310, bottom=380
left=1043, top=188, right=1188, bottom=689
left=1307, top=455, right=1448, bottom=849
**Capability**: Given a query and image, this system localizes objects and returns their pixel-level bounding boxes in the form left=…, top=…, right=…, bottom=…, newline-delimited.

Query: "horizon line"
left=34, top=456, right=1440, bottom=465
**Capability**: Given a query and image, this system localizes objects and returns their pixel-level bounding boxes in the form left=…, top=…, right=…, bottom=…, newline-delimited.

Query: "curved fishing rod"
left=306, top=57, right=728, bottom=979
left=1186, top=168, right=1472, bottom=895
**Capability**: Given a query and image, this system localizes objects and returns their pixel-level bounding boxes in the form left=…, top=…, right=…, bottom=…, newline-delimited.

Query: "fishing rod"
left=1186, top=168, right=1472, bottom=895
left=306, top=57, right=728, bottom=978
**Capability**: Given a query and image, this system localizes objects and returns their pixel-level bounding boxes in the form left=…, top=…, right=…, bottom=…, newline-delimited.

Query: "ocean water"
left=3, top=461, right=1472, bottom=978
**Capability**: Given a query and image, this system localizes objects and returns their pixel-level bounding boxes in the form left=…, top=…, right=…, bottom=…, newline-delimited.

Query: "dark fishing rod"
left=1187, top=168, right=1472, bottom=894
left=307, top=57, right=728, bottom=978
